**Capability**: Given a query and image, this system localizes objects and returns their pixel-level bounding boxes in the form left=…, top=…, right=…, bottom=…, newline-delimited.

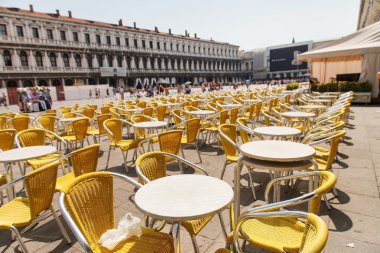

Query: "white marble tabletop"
left=135, top=174, right=233, bottom=221
left=187, top=110, right=215, bottom=116
left=253, top=126, right=301, bottom=137
left=59, top=117, right=87, bottom=122
left=280, top=111, right=315, bottom=118
left=240, top=140, right=315, bottom=162
left=309, top=99, right=331, bottom=103
left=133, top=121, right=167, bottom=128
left=0, top=146, right=57, bottom=163
left=220, top=104, right=242, bottom=109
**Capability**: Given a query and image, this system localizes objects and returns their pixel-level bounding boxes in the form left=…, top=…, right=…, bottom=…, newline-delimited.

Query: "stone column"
left=154, top=58, right=159, bottom=69
left=138, top=57, right=144, bottom=69
left=93, top=55, right=98, bottom=68
left=122, top=56, right=127, bottom=68
left=130, top=56, right=136, bottom=69
left=69, top=53, right=76, bottom=68
left=11, top=49, right=20, bottom=67
left=43, top=51, right=50, bottom=67
left=113, top=56, right=118, bottom=67
left=179, top=59, right=184, bottom=70
left=185, top=60, right=189, bottom=70
left=161, top=58, right=166, bottom=70
left=28, top=50, right=35, bottom=67
left=146, top=58, right=152, bottom=69
left=167, top=59, right=172, bottom=70
left=174, top=59, right=178, bottom=70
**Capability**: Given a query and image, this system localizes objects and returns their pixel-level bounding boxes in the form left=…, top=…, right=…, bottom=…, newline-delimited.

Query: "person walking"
left=89, top=89, right=92, bottom=99
left=119, top=86, right=125, bottom=100
left=106, top=88, right=110, bottom=98
left=0, top=93, right=8, bottom=108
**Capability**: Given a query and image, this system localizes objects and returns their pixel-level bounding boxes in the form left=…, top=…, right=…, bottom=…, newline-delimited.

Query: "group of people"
left=17, top=86, right=53, bottom=112
left=89, top=88, right=103, bottom=99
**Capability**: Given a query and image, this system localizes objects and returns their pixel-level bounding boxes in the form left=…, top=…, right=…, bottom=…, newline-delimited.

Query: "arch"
left=97, top=54, right=103, bottom=67
left=62, top=53, right=70, bottom=67
left=6, top=80, right=17, bottom=88
left=193, top=77, right=198, bottom=84
left=23, top=79, right=34, bottom=87
left=150, top=78, right=157, bottom=87
left=171, top=77, right=176, bottom=85
left=19, top=50, right=28, bottom=67
left=87, top=54, right=93, bottom=68
left=35, top=51, right=43, bottom=67
left=49, top=53, right=57, bottom=67
left=3, top=49, right=12, bottom=66
left=135, top=78, right=143, bottom=89
left=65, top=79, right=74, bottom=86
left=89, top=78, right=97, bottom=85
left=117, top=55, right=123, bottom=67
left=38, top=79, right=48, bottom=86
left=127, top=78, right=134, bottom=87
left=75, top=54, right=82, bottom=67
left=143, top=78, right=149, bottom=89
left=52, top=79, right=61, bottom=86
left=107, top=55, right=113, bottom=67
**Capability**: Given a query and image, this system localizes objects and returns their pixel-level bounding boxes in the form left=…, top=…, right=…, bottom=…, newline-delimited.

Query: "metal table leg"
left=173, top=222, right=181, bottom=253
left=5, top=163, right=15, bottom=200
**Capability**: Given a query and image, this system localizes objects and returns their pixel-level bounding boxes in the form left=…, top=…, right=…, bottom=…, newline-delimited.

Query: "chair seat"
left=313, top=146, right=329, bottom=158
left=0, top=197, right=32, bottom=229
left=94, top=227, right=174, bottom=253
left=87, top=128, right=100, bottom=136
left=309, top=158, right=328, bottom=171
left=214, top=249, right=232, bottom=253
left=181, top=216, right=213, bottom=235
left=27, top=153, right=62, bottom=170
left=113, top=140, right=140, bottom=151
left=55, top=173, right=75, bottom=192
left=226, top=217, right=305, bottom=253
left=180, top=136, right=191, bottom=144
left=61, top=135, right=78, bottom=141
left=226, top=155, right=239, bottom=162
left=205, top=126, right=218, bottom=132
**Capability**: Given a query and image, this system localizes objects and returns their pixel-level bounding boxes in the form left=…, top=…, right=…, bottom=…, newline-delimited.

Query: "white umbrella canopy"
left=298, top=21, right=380, bottom=60
left=184, top=81, right=192, bottom=85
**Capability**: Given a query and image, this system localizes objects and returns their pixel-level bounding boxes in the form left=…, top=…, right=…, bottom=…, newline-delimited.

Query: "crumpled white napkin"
left=99, top=213, right=142, bottom=250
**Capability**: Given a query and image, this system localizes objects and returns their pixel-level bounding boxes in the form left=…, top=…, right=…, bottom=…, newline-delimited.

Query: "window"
left=170, top=43, right=173, bottom=51
left=16, top=26, right=24, bottom=37
left=107, top=55, right=113, bottom=67
left=125, top=38, right=129, bottom=47
left=3, top=50, right=12, bottom=66
left=19, top=51, right=28, bottom=66
left=75, top=54, right=81, bottom=67
left=176, top=44, right=179, bottom=51
left=134, top=39, right=138, bottom=48
left=35, top=51, right=43, bottom=67
left=182, top=45, right=185, bottom=52
left=116, top=37, right=120, bottom=46
left=157, top=41, right=160, bottom=50
left=85, top=33, right=90, bottom=43
left=198, top=47, right=201, bottom=53
left=188, top=45, right=190, bottom=52
left=203, top=48, right=205, bottom=54
left=142, top=40, right=146, bottom=49
left=149, top=41, right=153, bottom=49
left=32, top=27, right=39, bottom=38
left=117, top=56, right=122, bottom=67
left=60, top=31, right=66, bottom=41
left=87, top=54, right=93, bottom=68
left=47, top=29, right=53, bottom=40
left=72, top=32, right=79, bottom=42
left=106, top=36, right=111, bottom=45
left=49, top=53, right=57, bottom=67
left=96, top=35, right=101, bottom=44
left=62, top=53, right=70, bottom=67
left=0, top=24, right=7, bottom=36
left=97, top=54, right=103, bottom=67
left=164, top=43, right=167, bottom=51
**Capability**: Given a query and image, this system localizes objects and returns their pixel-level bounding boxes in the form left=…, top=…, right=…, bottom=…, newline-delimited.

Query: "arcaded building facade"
left=0, top=6, right=243, bottom=102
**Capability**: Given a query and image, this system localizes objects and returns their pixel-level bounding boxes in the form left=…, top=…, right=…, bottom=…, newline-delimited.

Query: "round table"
left=59, top=117, right=87, bottom=122
left=298, top=105, right=326, bottom=110
left=309, top=99, right=332, bottom=106
left=280, top=111, right=315, bottom=118
left=0, top=146, right=57, bottom=199
left=220, top=104, right=242, bottom=109
left=135, top=174, right=233, bottom=253
left=253, top=126, right=301, bottom=140
left=132, top=121, right=167, bottom=129
left=187, top=110, right=215, bottom=118
left=242, top=99, right=260, bottom=105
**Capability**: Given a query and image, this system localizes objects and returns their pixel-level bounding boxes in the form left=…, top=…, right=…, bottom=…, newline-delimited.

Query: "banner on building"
left=100, top=67, right=127, bottom=77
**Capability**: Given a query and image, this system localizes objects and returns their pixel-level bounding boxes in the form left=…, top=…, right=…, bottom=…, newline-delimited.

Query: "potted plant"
left=341, top=81, right=372, bottom=103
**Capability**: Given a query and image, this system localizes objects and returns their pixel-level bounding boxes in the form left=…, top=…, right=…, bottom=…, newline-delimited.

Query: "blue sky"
left=1, top=0, right=360, bottom=50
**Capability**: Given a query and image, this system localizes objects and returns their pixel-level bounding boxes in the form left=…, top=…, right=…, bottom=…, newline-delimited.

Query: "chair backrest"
left=71, top=144, right=100, bottom=177
left=72, top=118, right=89, bottom=141
left=143, top=107, right=154, bottom=117
left=12, top=116, right=30, bottom=132
left=63, top=112, right=76, bottom=118
left=137, top=101, right=147, bottom=108
left=236, top=118, right=250, bottom=144
left=229, top=108, right=238, bottom=124
left=26, top=161, right=59, bottom=219
left=185, top=118, right=201, bottom=143
left=172, top=109, right=184, bottom=125
left=156, top=105, right=167, bottom=121
left=60, top=107, right=70, bottom=114
left=219, top=124, right=238, bottom=157
left=323, top=130, right=346, bottom=170
left=0, top=129, right=16, bottom=151
left=299, top=213, right=328, bottom=253
left=37, top=115, right=56, bottom=133
left=158, top=130, right=183, bottom=159
left=96, top=114, right=112, bottom=135
left=82, top=109, right=95, bottom=119
left=46, top=109, right=57, bottom=115
left=100, top=106, right=110, bottom=114
left=104, top=119, right=123, bottom=143
left=220, top=110, right=228, bottom=124
left=18, top=129, right=46, bottom=146
left=0, top=116, right=8, bottom=129
left=62, top=172, right=115, bottom=247
left=135, top=152, right=167, bottom=184
left=310, top=171, right=337, bottom=214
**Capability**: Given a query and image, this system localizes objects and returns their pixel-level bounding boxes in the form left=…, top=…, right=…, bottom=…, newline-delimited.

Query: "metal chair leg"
left=218, top=213, right=228, bottom=239
left=121, top=150, right=129, bottom=173
left=50, top=207, right=72, bottom=244
left=190, top=235, right=200, bottom=253
left=105, top=146, right=112, bottom=170
left=220, top=161, right=228, bottom=180
left=10, top=226, right=29, bottom=253
left=180, top=145, right=186, bottom=159
left=247, top=169, right=256, bottom=200
left=323, top=194, right=332, bottom=210
left=195, top=143, right=202, bottom=163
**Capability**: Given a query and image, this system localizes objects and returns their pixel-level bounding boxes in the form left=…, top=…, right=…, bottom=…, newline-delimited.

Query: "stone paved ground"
left=0, top=100, right=379, bottom=253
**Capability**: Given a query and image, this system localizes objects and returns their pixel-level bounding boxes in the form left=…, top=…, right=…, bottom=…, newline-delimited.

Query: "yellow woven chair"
left=55, top=144, right=100, bottom=192
left=171, top=109, right=185, bottom=130
left=137, top=101, right=147, bottom=108
left=12, top=116, right=31, bottom=132
left=180, top=118, right=202, bottom=163
left=0, top=129, right=16, bottom=152
left=58, top=171, right=174, bottom=253
left=81, top=108, right=96, bottom=119
left=60, top=107, right=71, bottom=114
left=135, top=152, right=226, bottom=253
left=61, top=118, right=90, bottom=150
left=219, top=124, right=256, bottom=199
left=0, top=162, right=71, bottom=253
left=16, top=129, right=67, bottom=173
left=229, top=108, right=239, bottom=124
left=158, top=130, right=183, bottom=161
left=0, top=116, right=9, bottom=129
left=36, top=115, right=60, bottom=141
left=143, top=107, right=154, bottom=117
left=101, top=106, right=110, bottom=114
left=204, top=110, right=228, bottom=147
left=103, top=119, right=140, bottom=171
left=227, top=171, right=335, bottom=253
left=87, top=114, right=112, bottom=143
left=156, top=105, right=168, bottom=121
